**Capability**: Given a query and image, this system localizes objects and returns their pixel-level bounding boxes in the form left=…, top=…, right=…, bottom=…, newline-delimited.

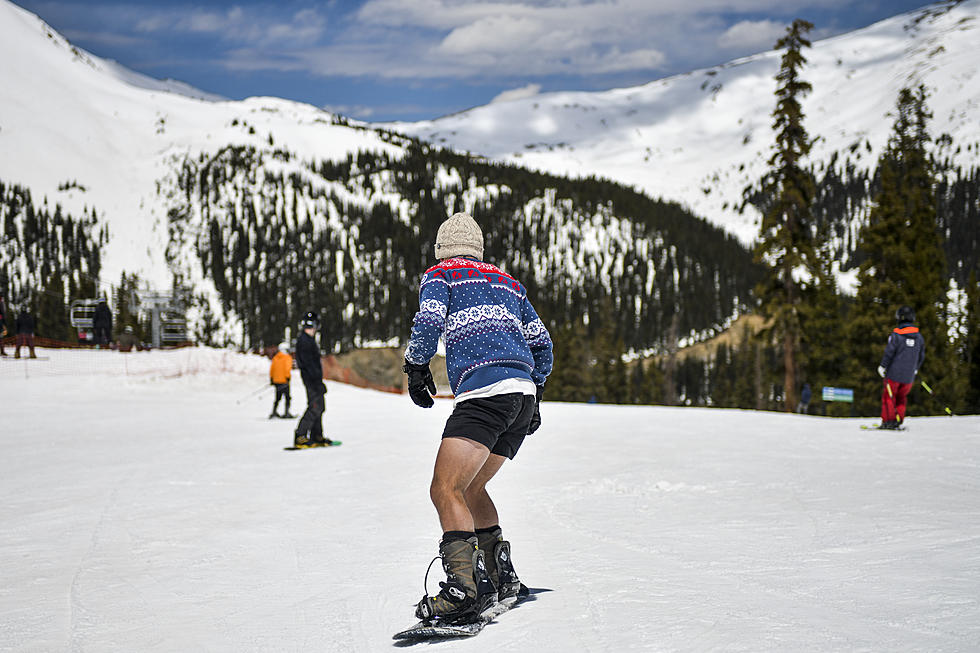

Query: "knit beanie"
left=434, top=212, right=483, bottom=260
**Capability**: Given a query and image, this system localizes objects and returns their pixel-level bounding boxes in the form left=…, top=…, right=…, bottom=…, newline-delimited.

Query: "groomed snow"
left=1, top=348, right=979, bottom=651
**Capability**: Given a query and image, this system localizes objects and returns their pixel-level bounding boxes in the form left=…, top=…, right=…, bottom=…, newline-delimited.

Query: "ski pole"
left=236, top=382, right=271, bottom=404
left=919, top=380, right=953, bottom=416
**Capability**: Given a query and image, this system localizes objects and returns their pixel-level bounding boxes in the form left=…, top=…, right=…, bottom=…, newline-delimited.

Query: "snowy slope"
left=388, top=1, right=980, bottom=244
left=2, top=348, right=979, bottom=651
left=0, top=0, right=398, bottom=289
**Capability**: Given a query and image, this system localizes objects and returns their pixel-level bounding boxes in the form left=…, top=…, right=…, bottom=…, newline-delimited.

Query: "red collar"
left=894, top=326, right=919, bottom=334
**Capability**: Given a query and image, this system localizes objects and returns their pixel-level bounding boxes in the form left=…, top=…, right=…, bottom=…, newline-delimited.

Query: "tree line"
left=164, top=136, right=761, bottom=357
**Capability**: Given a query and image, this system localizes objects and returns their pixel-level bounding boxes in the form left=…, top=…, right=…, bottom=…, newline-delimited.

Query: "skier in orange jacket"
left=269, top=342, right=294, bottom=418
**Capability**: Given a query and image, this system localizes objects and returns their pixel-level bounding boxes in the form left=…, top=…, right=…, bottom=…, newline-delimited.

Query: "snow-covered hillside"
left=0, top=0, right=398, bottom=289
left=2, top=348, right=979, bottom=651
left=388, top=0, right=980, bottom=244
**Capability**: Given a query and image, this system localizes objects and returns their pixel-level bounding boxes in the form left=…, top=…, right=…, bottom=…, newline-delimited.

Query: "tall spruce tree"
left=845, top=86, right=953, bottom=416
left=754, top=19, right=817, bottom=412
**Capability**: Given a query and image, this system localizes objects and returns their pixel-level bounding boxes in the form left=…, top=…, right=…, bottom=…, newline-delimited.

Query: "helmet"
left=300, top=311, right=319, bottom=330
left=278, top=342, right=289, bottom=353
left=896, top=305, right=915, bottom=324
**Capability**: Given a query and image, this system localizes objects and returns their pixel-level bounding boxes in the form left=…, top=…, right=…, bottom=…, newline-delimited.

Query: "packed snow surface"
left=2, top=348, right=979, bottom=651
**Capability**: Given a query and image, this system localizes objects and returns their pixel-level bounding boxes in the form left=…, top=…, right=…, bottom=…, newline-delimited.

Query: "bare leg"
left=430, top=437, right=490, bottom=532
left=464, top=454, right=507, bottom=530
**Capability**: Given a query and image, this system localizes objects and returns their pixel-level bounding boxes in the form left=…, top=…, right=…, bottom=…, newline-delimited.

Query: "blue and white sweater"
left=405, top=257, right=553, bottom=400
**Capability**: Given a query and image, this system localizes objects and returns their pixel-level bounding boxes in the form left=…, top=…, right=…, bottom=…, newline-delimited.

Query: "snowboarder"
left=403, top=212, right=553, bottom=625
left=293, top=312, right=333, bottom=447
left=14, top=307, right=37, bottom=359
left=877, top=305, right=925, bottom=429
left=93, top=298, right=112, bottom=347
left=117, top=325, right=139, bottom=352
left=269, top=342, right=293, bottom=418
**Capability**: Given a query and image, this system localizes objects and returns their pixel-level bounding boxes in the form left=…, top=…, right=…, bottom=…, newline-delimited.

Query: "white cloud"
left=717, top=19, right=786, bottom=50
left=491, top=83, right=542, bottom=104
left=111, top=0, right=849, bottom=83
left=134, top=5, right=326, bottom=47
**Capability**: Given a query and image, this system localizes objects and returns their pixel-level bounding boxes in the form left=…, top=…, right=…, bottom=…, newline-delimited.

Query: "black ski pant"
left=272, top=383, right=291, bottom=415
left=295, top=383, right=325, bottom=441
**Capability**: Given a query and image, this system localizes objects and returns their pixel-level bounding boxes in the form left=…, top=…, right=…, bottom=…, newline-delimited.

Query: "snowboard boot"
left=477, top=526, right=522, bottom=601
left=415, top=534, right=495, bottom=624
left=293, top=434, right=311, bottom=447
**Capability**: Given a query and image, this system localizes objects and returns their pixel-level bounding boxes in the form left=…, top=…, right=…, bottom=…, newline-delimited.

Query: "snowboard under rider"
left=269, top=342, right=293, bottom=419
left=403, top=212, right=553, bottom=624
left=293, top=312, right=333, bottom=447
left=877, top=305, right=925, bottom=429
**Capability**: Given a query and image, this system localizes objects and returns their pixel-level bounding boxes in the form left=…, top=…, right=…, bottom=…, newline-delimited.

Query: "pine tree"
left=754, top=18, right=817, bottom=412
left=36, top=274, right=69, bottom=341
left=845, top=86, right=953, bottom=416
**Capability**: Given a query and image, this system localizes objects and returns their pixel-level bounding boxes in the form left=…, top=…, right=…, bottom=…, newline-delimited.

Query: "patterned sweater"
left=405, top=257, right=553, bottom=397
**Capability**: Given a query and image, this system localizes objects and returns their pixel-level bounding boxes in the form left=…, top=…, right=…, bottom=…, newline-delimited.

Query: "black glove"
left=403, top=360, right=436, bottom=408
left=527, top=385, right=545, bottom=434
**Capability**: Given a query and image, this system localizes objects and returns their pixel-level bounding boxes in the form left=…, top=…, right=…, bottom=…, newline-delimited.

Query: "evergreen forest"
left=0, top=180, right=105, bottom=340
left=163, top=136, right=760, bottom=355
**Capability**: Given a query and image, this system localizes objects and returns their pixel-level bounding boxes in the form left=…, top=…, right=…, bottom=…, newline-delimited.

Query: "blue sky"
left=15, top=0, right=933, bottom=122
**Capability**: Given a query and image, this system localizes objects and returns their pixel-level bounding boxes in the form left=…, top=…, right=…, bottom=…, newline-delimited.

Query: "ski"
left=283, top=441, right=342, bottom=450
left=393, top=585, right=534, bottom=641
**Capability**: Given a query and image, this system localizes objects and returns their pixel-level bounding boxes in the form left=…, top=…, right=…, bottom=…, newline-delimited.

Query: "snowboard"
left=283, top=441, right=343, bottom=450
left=393, top=585, right=535, bottom=641
left=859, top=424, right=907, bottom=431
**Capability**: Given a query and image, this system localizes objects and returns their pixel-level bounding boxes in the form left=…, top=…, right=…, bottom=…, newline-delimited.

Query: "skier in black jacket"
left=293, top=311, right=334, bottom=447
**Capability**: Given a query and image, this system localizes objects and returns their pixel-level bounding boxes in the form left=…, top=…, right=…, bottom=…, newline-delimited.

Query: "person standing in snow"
left=797, top=382, right=812, bottom=414
left=877, top=305, right=925, bottom=429
left=14, top=307, right=37, bottom=359
left=403, top=212, right=553, bottom=624
left=93, top=298, right=112, bottom=348
left=293, top=312, right=333, bottom=447
left=269, top=342, right=294, bottom=419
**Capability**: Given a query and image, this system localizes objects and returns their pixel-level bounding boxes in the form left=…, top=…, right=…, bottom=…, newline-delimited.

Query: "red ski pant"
left=880, top=378, right=912, bottom=423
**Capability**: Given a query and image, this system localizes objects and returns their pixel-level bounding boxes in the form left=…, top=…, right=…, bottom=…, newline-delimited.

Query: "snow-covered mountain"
left=0, top=0, right=761, bottom=350
left=3, top=0, right=977, bottom=347
left=387, top=0, right=980, bottom=245
left=0, top=0, right=398, bottom=290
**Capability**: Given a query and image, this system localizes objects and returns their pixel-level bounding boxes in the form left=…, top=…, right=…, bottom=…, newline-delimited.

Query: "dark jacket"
left=93, top=303, right=112, bottom=330
left=295, top=330, right=324, bottom=391
left=16, top=311, right=35, bottom=335
left=880, top=322, right=925, bottom=384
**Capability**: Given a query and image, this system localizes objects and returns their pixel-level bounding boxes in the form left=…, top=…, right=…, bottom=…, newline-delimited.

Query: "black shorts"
left=441, top=393, right=535, bottom=459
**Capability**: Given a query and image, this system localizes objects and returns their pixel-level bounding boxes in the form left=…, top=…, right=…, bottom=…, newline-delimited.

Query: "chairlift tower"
left=139, top=293, right=173, bottom=349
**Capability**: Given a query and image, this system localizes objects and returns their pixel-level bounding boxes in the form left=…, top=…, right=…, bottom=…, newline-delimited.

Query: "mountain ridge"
left=385, top=0, right=980, bottom=246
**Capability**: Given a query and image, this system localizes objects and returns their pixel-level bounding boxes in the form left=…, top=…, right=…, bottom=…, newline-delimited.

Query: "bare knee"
left=430, top=475, right=460, bottom=509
